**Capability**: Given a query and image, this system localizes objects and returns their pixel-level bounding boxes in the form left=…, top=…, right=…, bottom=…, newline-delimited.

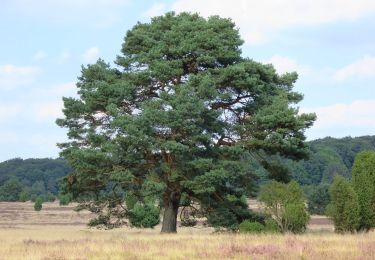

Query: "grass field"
left=0, top=201, right=373, bottom=259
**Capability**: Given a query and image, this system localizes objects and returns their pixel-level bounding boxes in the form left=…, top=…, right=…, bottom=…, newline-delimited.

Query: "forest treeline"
left=288, top=135, right=375, bottom=214
left=0, top=158, right=71, bottom=202
left=0, top=135, right=374, bottom=208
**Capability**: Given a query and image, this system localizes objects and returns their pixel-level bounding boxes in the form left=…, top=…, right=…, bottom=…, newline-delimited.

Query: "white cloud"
left=171, top=0, right=375, bottom=45
left=0, top=64, right=41, bottom=90
left=263, top=55, right=311, bottom=75
left=82, top=47, right=100, bottom=63
left=33, top=51, right=47, bottom=61
left=301, top=99, right=375, bottom=130
left=143, top=3, right=167, bottom=18
left=334, top=56, right=375, bottom=81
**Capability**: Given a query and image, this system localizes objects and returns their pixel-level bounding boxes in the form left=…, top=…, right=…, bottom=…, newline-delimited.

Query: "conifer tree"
left=351, top=151, right=375, bottom=231
left=57, top=12, right=315, bottom=233
left=326, top=176, right=360, bottom=233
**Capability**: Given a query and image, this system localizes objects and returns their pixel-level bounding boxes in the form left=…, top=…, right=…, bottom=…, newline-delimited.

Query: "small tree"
left=326, top=176, right=360, bottom=233
left=351, top=151, right=375, bottom=231
left=258, top=181, right=309, bottom=233
left=34, top=197, right=43, bottom=211
left=19, top=190, right=29, bottom=202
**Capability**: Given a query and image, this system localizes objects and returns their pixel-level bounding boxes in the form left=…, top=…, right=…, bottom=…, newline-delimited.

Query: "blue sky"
left=1, top=0, right=375, bottom=161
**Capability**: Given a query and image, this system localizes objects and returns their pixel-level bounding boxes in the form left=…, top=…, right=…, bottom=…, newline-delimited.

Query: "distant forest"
left=0, top=158, right=71, bottom=202
left=0, top=135, right=374, bottom=205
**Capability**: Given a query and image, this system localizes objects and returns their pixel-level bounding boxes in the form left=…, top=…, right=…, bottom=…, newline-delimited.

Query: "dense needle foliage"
left=57, top=12, right=315, bottom=232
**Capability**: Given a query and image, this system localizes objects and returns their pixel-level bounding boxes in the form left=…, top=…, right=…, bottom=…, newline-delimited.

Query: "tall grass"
left=0, top=201, right=372, bottom=259
left=0, top=225, right=374, bottom=259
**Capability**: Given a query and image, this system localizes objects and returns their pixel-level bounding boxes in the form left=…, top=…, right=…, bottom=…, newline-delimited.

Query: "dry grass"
left=0, top=202, right=372, bottom=259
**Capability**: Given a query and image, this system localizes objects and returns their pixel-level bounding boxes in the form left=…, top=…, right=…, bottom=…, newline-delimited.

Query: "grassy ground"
left=0, top=202, right=373, bottom=259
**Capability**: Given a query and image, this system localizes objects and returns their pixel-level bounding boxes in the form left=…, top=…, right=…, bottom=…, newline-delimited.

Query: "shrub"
left=34, top=197, right=43, bottom=211
left=259, top=180, right=309, bottom=233
left=351, top=151, right=375, bottom=231
left=58, top=194, right=72, bottom=205
left=19, top=190, right=29, bottom=202
left=239, top=220, right=265, bottom=233
left=124, top=192, right=137, bottom=210
left=326, top=176, right=360, bottom=233
left=45, top=192, right=56, bottom=202
left=283, top=203, right=310, bottom=233
left=264, top=218, right=280, bottom=233
left=129, top=202, right=160, bottom=228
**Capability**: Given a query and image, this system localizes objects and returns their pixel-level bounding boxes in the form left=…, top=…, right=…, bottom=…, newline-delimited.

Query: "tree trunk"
left=161, top=191, right=180, bottom=233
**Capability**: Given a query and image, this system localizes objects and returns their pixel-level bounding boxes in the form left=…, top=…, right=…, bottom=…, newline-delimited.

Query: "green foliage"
left=18, top=190, right=29, bottom=202
left=239, top=220, right=265, bottom=233
left=58, top=193, right=72, bottom=205
left=351, top=151, right=375, bottom=231
left=283, top=203, right=310, bottom=233
left=326, top=176, right=360, bottom=233
left=0, top=178, right=23, bottom=201
left=259, top=181, right=309, bottom=233
left=290, top=136, right=375, bottom=186
left=304, top=184, right=330, bottom=215
left=264, top=217, right=280, bottom=233
left=128, top=203, right=160, bottom=228
left=207, top=205, right=242, bottom=231
left=45, top=192, right=56, bottom=202
left=206, top=196, right=264, bottom=231
left=34, top=197, right=43, bottom=211
left=124, top=192, right=138, bottom=210
left=56, top=12, right=315, bottom=232
left=0, top=158, right=71, bottom=202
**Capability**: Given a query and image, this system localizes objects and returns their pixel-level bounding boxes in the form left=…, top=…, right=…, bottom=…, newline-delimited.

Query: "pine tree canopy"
left=56, top=12, right=316, bottom=233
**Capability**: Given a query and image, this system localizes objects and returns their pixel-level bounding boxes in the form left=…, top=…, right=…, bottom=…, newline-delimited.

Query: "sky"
left=0, top=0, right=375, bottom=162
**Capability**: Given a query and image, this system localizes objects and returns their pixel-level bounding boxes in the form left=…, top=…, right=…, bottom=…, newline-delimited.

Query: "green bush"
left=283, top=203, right=310, bottom=233
left=58, top=194, right=72, bottom=205
left=129, top=202, right=160, bottom=228
left=259, top=181, right=310, bottom=233
left=19, top=190, right=29, bottom=202
left=45, top=192, right=56, bottom=202
left=34, top=197, right=43, bottom=211
left=124, top=192, right=137, bottom=210
left=264, top=218, right=280, bottom=233
left=326, top=176, right=360, bottom=233
left=239, top=221, right=265, bottom=233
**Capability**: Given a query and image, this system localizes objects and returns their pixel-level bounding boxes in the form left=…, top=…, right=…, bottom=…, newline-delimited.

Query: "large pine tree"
left=57, top=12, right=315, bottom=233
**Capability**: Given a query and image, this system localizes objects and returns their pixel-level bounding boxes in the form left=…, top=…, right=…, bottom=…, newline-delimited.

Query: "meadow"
left=0, top=201, right=374, bottom=259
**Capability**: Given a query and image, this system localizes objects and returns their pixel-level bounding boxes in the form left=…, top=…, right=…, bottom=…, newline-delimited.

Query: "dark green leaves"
left=57, top=12, right=315, bottom=231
